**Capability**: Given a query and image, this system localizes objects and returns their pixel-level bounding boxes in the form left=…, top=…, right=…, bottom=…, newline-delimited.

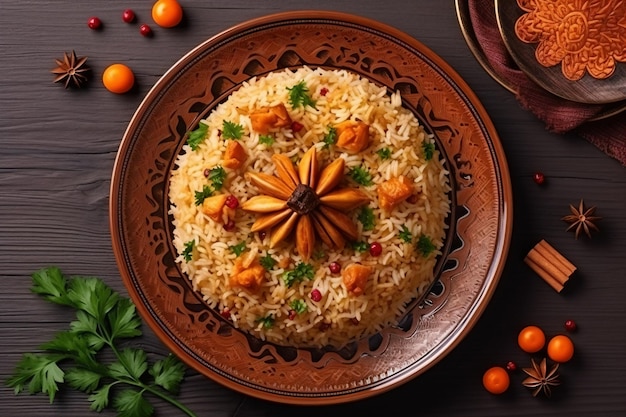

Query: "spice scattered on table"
left=51, top=51, right=90, bottom=89
left=522, top=358, right=560, bottom=397
left=524, top=239, right=576, bottom=292
left=562, top=199, right=601, bottom=239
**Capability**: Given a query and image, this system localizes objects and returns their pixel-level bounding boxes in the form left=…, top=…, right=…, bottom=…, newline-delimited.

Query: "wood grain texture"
left=1, top=1, right=625, bottom=416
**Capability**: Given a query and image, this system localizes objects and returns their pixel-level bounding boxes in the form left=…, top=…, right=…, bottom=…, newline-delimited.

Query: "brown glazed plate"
left=110, top=10, right=513, bottom=404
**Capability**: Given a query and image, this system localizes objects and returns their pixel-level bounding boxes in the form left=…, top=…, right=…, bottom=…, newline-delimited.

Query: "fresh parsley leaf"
left=283, top=262, right=314, bottom=288
left=65, top=367, right=102, bottom=393
left=149, top=354, right=186, bottom=394
left=349, top=166, right=373, bottom=186
left=88, top=383, right=112, bottom=412
left=229, top=241, right=246, bottom=257
left=289, top=299, right=308, bottom=314
left=357, top=206, right=375, bottom=231
left=194, top=185, right=213, bottom=206
left=417, top=234, right=436, bottom=257
left=207, top=166, right=226, bottom=190
left=257, top=315, right=275, bottom=329
left=322, top=125, right=336, bottom=148
left=259, top=253, right=276, bottom=270
left=107, top=298, right=142, bottom=341
left=377, top=147, right=392, bottom=160
left=399, top=225, right=413, bottom=243
left=67, top=277, right=118, bottom=324
left=30, top=266, right=73, bottom=306
left=259, top=135, right=275, bottom=146
left=222, top=120, right=244, bottom=140
left=6, top=353, right=64, bottom=403
left=187, top=122, right=208, bottom=151
left=108, top=348, right=148, bottom=381
left=113, top=389, right=154, bottom=417
left=423, top=141, right=435, bottom=161
left=182, top=240, right=195, bottom=262
left=287, top=81, right=316, bottom=109
left=351, top=241, right=369, bottom=252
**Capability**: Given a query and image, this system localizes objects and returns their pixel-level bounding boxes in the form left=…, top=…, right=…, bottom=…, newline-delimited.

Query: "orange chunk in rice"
left=377, top=176, right=414, bottom=212
left=335, top=120, right=370, bottom=153
left=223, top=140, right=247, bottom=169
left=342, top=263, right=373, bottom=296
left=229, top=258, right=266, bottom=292
left=250, top=103, right=292, bottom=134
left=201, top=194, right=228, bottom=222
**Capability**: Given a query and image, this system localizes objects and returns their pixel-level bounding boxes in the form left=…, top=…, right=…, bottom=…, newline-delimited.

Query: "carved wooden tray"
left=110, top=11, right=513, bottom=404
left=496, top=0, right=626, bottom=104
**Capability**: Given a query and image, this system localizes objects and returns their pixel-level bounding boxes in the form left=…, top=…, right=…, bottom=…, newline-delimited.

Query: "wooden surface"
left=1, top=1, right=625, bottom=416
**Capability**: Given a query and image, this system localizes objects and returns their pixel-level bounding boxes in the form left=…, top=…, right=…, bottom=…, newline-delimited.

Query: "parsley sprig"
left=283, top=262, right=314, bottom=288
left=287, top=81, right=316, bottom=109
left=7, top=267, right=196, bottom=417
left=221, top=120, right=244, bottom=140
left=187, top=123, right=208, bottom=151
left=348, top=166, right=373, bottom=186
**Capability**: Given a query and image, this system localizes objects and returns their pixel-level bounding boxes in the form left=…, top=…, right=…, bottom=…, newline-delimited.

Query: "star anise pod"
left=241, top=146, right=370, bottom=260
left=51, top=50, right=90, bottom=89
left=561, top=199, right=601, bottom=239
left=522, top=358, right=560, bottom=397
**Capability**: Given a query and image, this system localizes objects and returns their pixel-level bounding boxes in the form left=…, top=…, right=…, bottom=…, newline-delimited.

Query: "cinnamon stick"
left=524, top=240, right=576, bottom=292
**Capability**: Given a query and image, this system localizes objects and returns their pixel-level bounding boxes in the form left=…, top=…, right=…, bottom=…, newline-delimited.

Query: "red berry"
left=533, top=172, right=546, bottom=185
left=291, top=121, right=304, bottom=132
left=505, top=361, right=517, bottom=372
left=225, top=195, right=239, bottom=209
left=320, top=87, right=329, bottom=96
left=351, top=317, right=360, bottom=325
left=288, top=309, right=297, bottom=320
left=310, top=289, right=322, bottom=302
left=259, top=231, right=267, bottom=240
left=87, top=17, right=102, bottom=30
left=369, top=242, right=383, bottom=256
left=122, top=9, right=136, bottom=23
left=223, top=220, right=236, bottom=231
left=564, top=319, right=577, bottom=332
left=220, top=308, right=231, bottom=319
left=139, top=24, right=153, bottom=37
left=329, top=262, right=341, bottom=274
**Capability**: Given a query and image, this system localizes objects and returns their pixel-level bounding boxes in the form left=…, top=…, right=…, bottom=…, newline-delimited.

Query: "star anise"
left=561, top=199, right=601, bottom=239
left=51, top=50, right=90, bottom=89
left=522, top=358, right=560, bottom=397
left=241, top=146, right=370, bottom=260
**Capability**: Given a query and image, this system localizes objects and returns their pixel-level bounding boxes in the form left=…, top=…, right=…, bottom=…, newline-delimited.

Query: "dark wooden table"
left=2, top=1, right=625, bottom=416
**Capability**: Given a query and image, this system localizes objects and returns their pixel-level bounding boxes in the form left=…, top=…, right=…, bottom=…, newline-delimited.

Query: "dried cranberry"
left=320, top=87, right=329, bottom=96
left=329, top=262, right=341, bottom=274
left=288, top=310, right=297, bottom=320
left=505, top=361, right=517, bottom=372
left=310, top=289, right=322, bottom=302
left=225, top=195, right=239, bottom=209
left=291, top=121, right=304, bottom=132
left=139, top=24, right=153, bottom=37
left=533, top=172, right=546, bottom=185
left=203, top=168, right=210, bottom=177
left=223, top=220, right=236, bottom=231
left=220, top=308, right=231, bottom=319
left=259, top=231, right=267, bottom=240
left=369, top=242, right=383, bottom=256
left=87, top=17, right=102, bottom=30
left=122, top=9, right=136, bottom=23
left=564, top=319, right=577, bottom=332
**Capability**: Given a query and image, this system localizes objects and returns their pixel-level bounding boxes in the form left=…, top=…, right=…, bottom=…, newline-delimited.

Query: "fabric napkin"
left=468, top=0, right=626, bottom=166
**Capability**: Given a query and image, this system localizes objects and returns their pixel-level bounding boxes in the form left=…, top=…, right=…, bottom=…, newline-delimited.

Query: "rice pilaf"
left=168, top=66, right=451, bottom=348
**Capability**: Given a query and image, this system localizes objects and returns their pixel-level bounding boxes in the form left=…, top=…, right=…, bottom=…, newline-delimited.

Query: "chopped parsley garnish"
left=357, top=206, right=375, bottom=231
left=349, top=166, right=373, bottom=186
left=313, top=249, right=326, bottom=260
left=287, top=81, right=316, bottom=109
left=416, top=234, right=436, bottom=257
left=259, top=135, right=275, bottom=146
left=229, top=242, right=246, bottom=257
left=182, top=240, right=195, bottom=262
left=377, top=147, right=392, bottom=160
left=194, top=185, right=213, bottom=205
left=257, top=315, right=274, bottom=329
left=187, top=122, right=208, bottom=151
left=283, top=262, right=314, bottom=288
left=221, top=120, right=244, bottom=140
left=207, top=166, right=226, bottom=190
left=259, top=253, right=276, bottom=270
left=423, top=141, right=435, bottom=161
left=289, top=299, right=308, bottom=315
left=398, top=225, right=413, bottom=243
left=322, top=125, right=337, bottom=148
left=351, top=241, right=369, bottom=252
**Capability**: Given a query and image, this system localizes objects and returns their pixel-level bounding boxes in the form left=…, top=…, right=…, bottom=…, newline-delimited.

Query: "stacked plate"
left=455, top=0, right=626, bottom=120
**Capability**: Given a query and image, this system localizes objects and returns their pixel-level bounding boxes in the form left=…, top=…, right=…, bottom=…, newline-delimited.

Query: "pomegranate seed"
left=225, top=195, right=239, bottom=209
left=369, top=242, right=383, bottom=256
left=259, top=231, right=267, bottom=240
left=329, top=262, right=341, bottom=274
left=139, top=24, right=153, bottom=37
left=220, top=308, right=231, bottom=319
left=291, top=121, right=304, bottom=132
left=87, top=17, right=102, bottom=30
left=203, top=168, right=210, bottom=177
left=533, top=172, right=546, bottom=185
left=564, top=319, right=577, bottom=332
left=223, top=220, right=236, bottom=231
left=506, top=361, right=517, bottom=372
left=310, top=289, right=322, bottom=302
left=288, top=310, right=297, bottom=320
left=122, top=9, right=136, bottom=23
left=320, top=87, right=329, bottom=96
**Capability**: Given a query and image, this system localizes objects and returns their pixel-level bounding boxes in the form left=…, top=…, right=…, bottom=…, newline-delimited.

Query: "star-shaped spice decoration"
left=561, top=199, right=601, bottom=239
left=522, top=358, right=560, bottom=397
left=241, top=146, right=370, bottom=260
left=51, top=50, right=90, bottom=89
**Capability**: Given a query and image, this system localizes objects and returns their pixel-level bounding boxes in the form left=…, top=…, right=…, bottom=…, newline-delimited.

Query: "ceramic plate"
left=110, top=10, right=513, bottom=404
